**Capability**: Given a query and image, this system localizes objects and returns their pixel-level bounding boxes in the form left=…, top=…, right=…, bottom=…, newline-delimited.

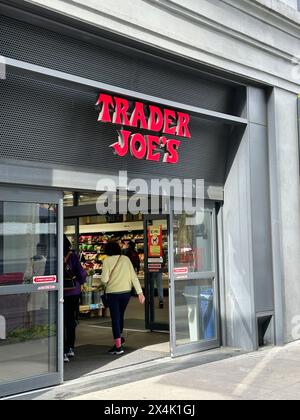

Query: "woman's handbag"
left=101, top=292, right=109, bottom=309
left=64, top=251, right=77, bottom=290
left=102, top=256, right=122, bottom=308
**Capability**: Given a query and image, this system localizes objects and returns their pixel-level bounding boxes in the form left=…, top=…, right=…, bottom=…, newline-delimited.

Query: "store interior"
left=63, top=193, right=170, bottom=380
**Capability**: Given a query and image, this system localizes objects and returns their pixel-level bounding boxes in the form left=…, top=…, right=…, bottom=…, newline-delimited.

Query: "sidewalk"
left=69, top=342, right=300, bottom=401
left=8, top=341, right=300, bottom=400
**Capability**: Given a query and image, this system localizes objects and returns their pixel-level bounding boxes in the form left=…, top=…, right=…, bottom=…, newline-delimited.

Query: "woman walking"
left=124, top=241, right=141, bottom=274
left=64, top=235, right=87, bottom=362
left=101, top=241, right=145, bottom=355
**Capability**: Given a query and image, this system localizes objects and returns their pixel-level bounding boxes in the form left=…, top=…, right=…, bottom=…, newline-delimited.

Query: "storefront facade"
left=0, top=0, right=299, bottom=398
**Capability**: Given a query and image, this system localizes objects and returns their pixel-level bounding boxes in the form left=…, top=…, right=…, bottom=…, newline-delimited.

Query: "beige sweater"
left=101, top=255, right=143, bottom=295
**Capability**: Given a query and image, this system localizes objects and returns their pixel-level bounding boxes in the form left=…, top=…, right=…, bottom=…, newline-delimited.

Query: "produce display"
left=66, top=225, right=169, bottom=316
left=79, top=232, right=145, bottom=274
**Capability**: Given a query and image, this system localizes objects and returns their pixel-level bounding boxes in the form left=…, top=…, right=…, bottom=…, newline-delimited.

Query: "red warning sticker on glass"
left=174, top=268, right=189, bottom=275
left=33, top=276, right=57, bottom=284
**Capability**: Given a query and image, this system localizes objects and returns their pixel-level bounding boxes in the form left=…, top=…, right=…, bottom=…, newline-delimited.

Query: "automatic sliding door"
left=144, top=215, right=170, bottom=332
left=0, top=190, right=63, bottom=398
left=170, top=206, right=220, bottom=357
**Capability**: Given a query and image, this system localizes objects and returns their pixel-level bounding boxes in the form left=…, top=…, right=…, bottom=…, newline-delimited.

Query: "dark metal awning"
left=0, top=55, right=248, bottom=127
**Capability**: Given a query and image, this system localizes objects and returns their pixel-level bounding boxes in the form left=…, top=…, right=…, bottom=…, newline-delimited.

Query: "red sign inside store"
left=148, top=225, right=163, bottom=258
left=96, top=93, right=191, bottom=164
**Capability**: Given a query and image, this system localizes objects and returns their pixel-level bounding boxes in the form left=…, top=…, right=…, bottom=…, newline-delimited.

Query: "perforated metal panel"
left=0, top=14, right=236, bottom=115
left=0, top=72, right=230, bottom=185
left=0, top=13, right=237, bottom=186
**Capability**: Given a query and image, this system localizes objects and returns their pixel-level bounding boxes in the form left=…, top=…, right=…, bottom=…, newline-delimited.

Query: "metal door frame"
left=64, top=217, right=80, bottom=254
left=0, top=186, right=64, bottom=398
left=144, top=214, right=170, bottom=332
left=169, top=200, right=221, bottom=358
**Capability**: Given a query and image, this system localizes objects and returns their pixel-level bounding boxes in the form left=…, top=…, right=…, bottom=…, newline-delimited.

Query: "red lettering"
left=96, top=92, right=191, bottom=164
left=146, top=135, right=161, bottom=162
left=113, top=97, right=131, bottom=126
left=164, top=139, right=181, bottom=164
left=110, top=129, right=130, bottom=157
left=130, top=133, right=147, bottom=160
left=163, top=109, right=177, bottom=136
left=148, top=105, right=164, bottom=132
left=176, top=112, right=191, bottom=138
left=96, top=93, right=114, bottom=123
left=130, top=102, right=148, bottom=130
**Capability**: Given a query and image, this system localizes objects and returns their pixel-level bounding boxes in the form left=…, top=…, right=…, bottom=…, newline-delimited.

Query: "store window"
left=0, top=292, right=58, bottom=383
left=173, top=210, right=213, bottom=273
left=0, top=201, right=58, bottom=383
left=63, top=192, right=74, bottom=207
left=0, top=202, right=57, bottom=286
left=174, top=278, right=216, bottom=345
left=172, top=208, right=217, bottom=348
left=79, top=193, right=100, bottom=206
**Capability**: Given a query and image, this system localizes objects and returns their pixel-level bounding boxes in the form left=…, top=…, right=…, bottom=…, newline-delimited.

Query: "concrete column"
left=223, top=87, right=273, bottom=351
left=269, top=88, right=300, bottom=344
left=223, top=124, right=257, bottom=351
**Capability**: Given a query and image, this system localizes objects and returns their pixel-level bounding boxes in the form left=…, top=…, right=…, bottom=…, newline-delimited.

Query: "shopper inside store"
left=101, top=241, right=145, bottom=355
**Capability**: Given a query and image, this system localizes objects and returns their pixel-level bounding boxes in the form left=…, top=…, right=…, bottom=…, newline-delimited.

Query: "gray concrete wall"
left=247, top=88, right=274, bottom=316
left=280, top=0, right=298, bottom=10
left=23, top=0, right=300, bottom=93
left=271, top=89, right=300, bottom=343
left=223, top=87, right=274, bottom=351
left=260, top=0, right=299, bottom=12
left=223, top=124, right=257, bottom=351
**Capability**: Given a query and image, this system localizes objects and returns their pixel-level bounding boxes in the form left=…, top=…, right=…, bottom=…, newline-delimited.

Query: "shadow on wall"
left=223, top=211, right=257, bottom=351
left=224, top=125, right=246, bottom=184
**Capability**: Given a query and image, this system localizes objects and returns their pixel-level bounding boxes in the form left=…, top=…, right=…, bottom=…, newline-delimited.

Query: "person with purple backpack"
left=63, top=235, right=87, bottom=363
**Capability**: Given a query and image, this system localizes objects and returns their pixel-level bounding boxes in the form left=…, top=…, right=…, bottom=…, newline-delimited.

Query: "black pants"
left=64, top=295, right=80, bottom=353
left=107, top=293, right=131, bottom=340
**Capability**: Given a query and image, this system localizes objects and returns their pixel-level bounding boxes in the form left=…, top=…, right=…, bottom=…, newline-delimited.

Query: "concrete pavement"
left=6, top=341, right=300, bottom=400
left=69, top=342, right=300, bottom=401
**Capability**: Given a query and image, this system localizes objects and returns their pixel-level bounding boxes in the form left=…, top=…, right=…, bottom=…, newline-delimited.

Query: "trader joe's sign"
left=96, top=93, right=191, bottom=164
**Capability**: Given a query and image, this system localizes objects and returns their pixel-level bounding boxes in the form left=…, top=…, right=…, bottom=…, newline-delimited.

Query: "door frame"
left=0, top=186, right=64, bottom=398
left=64, top=217, right=80, bottom=254
left=169, top=201, right=221, bottom=358
left=144, top=214, right=170, bottom=332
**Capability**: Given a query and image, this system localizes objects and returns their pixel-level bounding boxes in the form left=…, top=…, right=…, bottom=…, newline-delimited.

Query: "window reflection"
left=0, top=292, right=57, bottom=383
left=175, top=279, right=216, bottom=345
left=0, top=202, right=57, bottom=287
left=173, top=211, right=213, bottom=273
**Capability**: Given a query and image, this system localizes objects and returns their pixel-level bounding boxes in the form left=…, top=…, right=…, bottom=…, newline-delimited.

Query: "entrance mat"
left=82, top=318, right=148, bottom=331
left=64, top=344, right=168, bottom=382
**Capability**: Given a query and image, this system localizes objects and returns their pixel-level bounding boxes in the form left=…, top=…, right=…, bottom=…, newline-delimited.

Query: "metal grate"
left=0, top=14, right=236, bottom=115
left=0, top=72, right=229, bottom=185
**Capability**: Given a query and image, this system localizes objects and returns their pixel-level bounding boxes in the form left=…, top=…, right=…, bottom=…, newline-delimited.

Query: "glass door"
left=64, top=218, right=79, bottom=253
left=0, top=188, right=63, bottom=398
left=144, top=215, right=170, bottom=332
left=169, top=203, right=220, bottom=357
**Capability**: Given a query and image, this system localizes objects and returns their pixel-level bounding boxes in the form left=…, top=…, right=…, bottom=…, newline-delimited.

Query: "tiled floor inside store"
left=64, top=296, right=170, bottom=381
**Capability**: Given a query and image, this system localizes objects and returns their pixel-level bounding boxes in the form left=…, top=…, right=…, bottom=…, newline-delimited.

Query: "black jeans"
left=107, top=293, right=131, bottom=340
left=64, top=295, right=80, bottom=353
